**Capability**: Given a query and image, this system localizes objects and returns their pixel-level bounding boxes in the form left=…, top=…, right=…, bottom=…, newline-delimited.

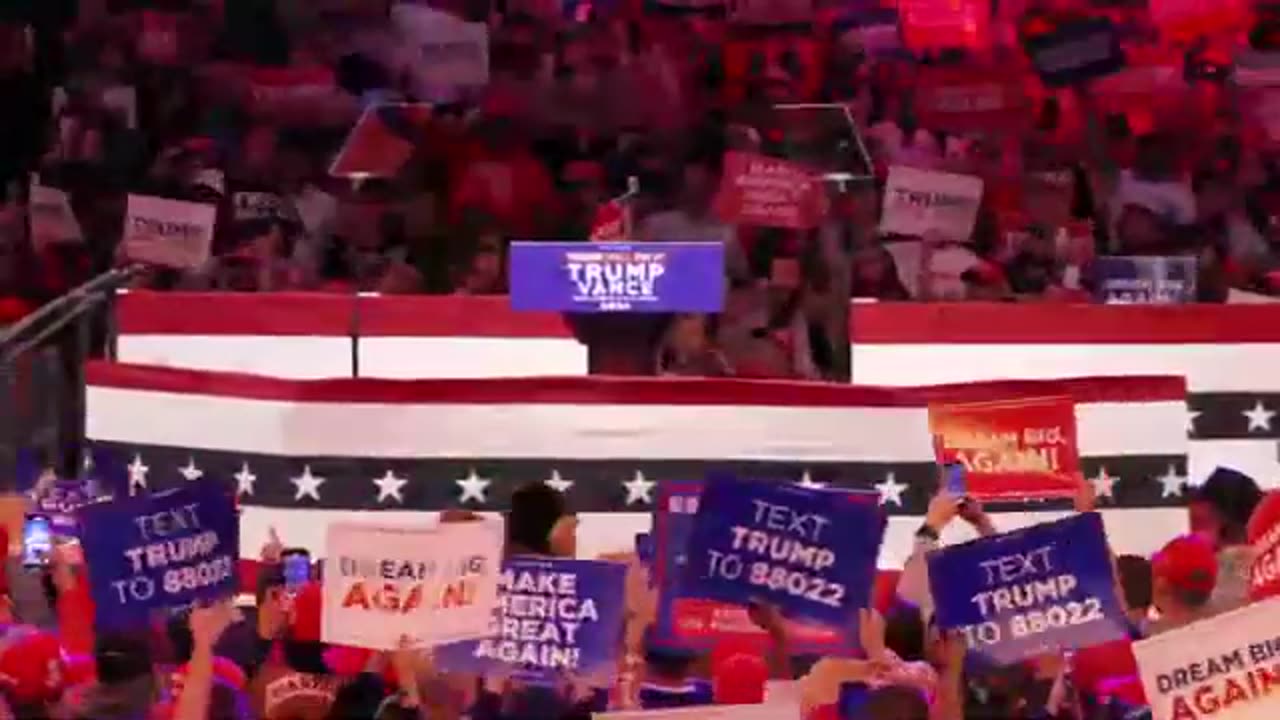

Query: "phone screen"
left=944, top=462, right=967, bottom=497
left=282, top=551, right=311, bottom=589
left=23, top=516, right=52, bottom=567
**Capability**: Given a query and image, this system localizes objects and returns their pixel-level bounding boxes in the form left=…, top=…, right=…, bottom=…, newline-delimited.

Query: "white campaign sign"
left=880, top=165, right=984, bottom=242
left=392, top=5, right=489, bottom=92
left=1132, top=595, right=1280, bottom=720
left=595, top=704, right=799, bottom=719
left=28, top=183, right=83, bottom=249
left=122, top=195, right=217, bottom=269
left=322, top=519, right=504, bottom=651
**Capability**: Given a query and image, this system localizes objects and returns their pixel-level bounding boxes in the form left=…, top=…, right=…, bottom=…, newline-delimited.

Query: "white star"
left=456, top=469, right=490, bottom=504
left=290, top=466, right=326, bottom=502
left=1244, top=401, right=1276, bottom=433
left=234, top=462, right=256, bottom=496
left=623, top=471, right=656, bottom=506
left=127, top=454, right=149, bottom=495
left=874, top=472, right=907, bottom=507
left=178, top=457, right=204, bottom=482
left=544, top=470, right=573, bottom=493
left=1185, top=408, right=1200, bottom=435
left=373, top=470, right=409, bottom=504
left=1090, top=467, right=1117, bottom=501
left=796, top=470, right=826, bottom=488
left=1157, top=465, right=1186, bottom=498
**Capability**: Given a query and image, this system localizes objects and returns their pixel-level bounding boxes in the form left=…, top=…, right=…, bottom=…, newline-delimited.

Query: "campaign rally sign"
left=509, top=242, right=725, bottom=313
left=80, top=481, right=238, bottom=628
left=35, top=479, right=92, bottom=538
left=1132, top=595, right=1280, bottom=720
left=927, top=512, right=1127, bottom=665
left=122, top=194, right=216, bottom=270
left=232, top=192, right=299, bottom=226
left=880, top=166, right=984, bottom=242
left=28, top=182, right=83, bottom=250
left=677, top=477, right=883, bottom=628
left=714, top=151, right=828, bottom=230
left=913, top=65, right=1030, bottom=133
left=434, top=557, right=627, bottom=682
left=328, top=104, right=434, bottom=178
left=652, top=482, right=855, bottom=653
left=1095, top=256, right=1198, bottom=304
left=321, top=520, right=504, bottom=650
left=1024, top=18, right=1125, bottom=87
left=928, top=396, right=1081, bottom=501
left=393, top=4, right=489, bottom=91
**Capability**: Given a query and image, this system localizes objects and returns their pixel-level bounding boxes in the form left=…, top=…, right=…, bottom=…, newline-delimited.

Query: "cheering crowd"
left=4, top=0, right=1280, bottom=375
left=0, top=460, right=1273, bottom=719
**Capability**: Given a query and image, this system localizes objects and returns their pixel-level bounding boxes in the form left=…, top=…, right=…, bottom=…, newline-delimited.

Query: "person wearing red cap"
left=0, top=627, right=67, bottom=717
left=1148, top=534, right=1218, bottom=635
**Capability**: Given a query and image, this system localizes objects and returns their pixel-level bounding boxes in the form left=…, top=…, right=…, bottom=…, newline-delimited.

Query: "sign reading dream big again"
left=508, top=241, right=725, bottom=313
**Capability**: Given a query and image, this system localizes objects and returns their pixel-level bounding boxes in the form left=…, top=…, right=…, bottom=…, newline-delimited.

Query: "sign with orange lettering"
left=321, top=519, right=503, bottom=650
left=928, top=396, right=1081, bottom=501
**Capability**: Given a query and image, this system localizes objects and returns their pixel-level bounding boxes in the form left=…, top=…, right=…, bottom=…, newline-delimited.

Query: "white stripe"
left=119, top=335, right=354, bottom=379
left=1188, top=439, right=1280, bottom=489
left=86, top=387, right=1186, bottom=460
left=850, top=343, right=1280, bottom=393
left=238, top=506, right=1188, bottom=569
left=359, top=337, right=588, bottom=379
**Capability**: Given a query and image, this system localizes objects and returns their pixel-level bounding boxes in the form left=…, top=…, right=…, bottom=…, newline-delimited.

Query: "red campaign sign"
left=328, top=104, right=434, bottom=179
left=589, top=198, right=629, bottom=241
left=928, top=395, right=1081, bottom=501
left=668, top=597, right=845, bottom=648
left=899, top=0, right=990, bottom=52
left=914, top=66, right=1032, bottom=133
left=714, top=151, right=828, bottom=230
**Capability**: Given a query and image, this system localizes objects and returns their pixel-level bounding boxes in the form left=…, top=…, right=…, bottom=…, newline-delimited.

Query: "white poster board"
left=880, top=165, right=984, bottom=242
left=392, top=5, right=489, bottom=92
left=322, top=519, right=504, bottom=651
left=28, top=182, right=83, bottom=249
left=122, top=195, right=216, bottom=269
left=1132, top=595, right=1280, bottom=720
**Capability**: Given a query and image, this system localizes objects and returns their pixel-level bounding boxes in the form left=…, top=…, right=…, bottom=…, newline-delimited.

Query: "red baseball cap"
left=1152, top=534, right=1218, bottom=594
left=0, top=629, right=66, bottom=704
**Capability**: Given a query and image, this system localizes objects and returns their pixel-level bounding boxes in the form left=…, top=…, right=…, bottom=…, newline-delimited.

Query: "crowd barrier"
left=103, top=292, right=1280, bottom=564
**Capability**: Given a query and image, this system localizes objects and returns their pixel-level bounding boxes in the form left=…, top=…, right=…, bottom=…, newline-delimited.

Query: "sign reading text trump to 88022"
left=1133, top=596, right=1280, bottom=720
left=80, top=481, right=238, bottom=629
left=508, top=241, right=725, bottom=313
left=321, top=520, right=504, bottom=651
left=927, top=512, right=1127, bottom=665
left=678, top=477, right=885, bottom=627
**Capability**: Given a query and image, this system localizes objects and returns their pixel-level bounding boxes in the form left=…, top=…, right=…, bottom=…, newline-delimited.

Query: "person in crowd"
left=1187, top=466, right=1263, bottom=611
left=1147, top=534, right=1219, bottom=635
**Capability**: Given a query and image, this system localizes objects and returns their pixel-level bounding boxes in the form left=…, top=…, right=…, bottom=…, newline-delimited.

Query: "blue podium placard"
left=508, top=241, right=725, bottom=313
left=1094, top=255, right=1197, bottom=304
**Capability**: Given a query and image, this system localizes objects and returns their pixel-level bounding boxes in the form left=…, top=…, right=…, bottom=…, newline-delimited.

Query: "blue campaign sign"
left=80, top=481, right=239, bottom=629
left=1094, top=256, right=1197, bottom=304
left=433, top=557, right=627, bottom=683
left=927, top=512, right=1128, bottom=665
left=35, top=479, right=92, bottom=537
left=650, top=482, right=703, bottom=647
left=677, top=477, right=885, bottom=627
left=1025, top=18, right=1125, bottom=87
left=508, top=241, right=725, bottom=313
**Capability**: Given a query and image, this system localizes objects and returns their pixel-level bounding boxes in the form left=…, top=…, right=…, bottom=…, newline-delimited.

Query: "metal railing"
left=0, top=266, right=142, bottom=489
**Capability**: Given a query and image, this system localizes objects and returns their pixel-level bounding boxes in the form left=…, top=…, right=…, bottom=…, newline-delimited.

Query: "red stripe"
left=117, top=292, right=354, bottom=336
left=86, top=361, right=1185, bottom=406
left=116, top=294, right=1280, bottom=343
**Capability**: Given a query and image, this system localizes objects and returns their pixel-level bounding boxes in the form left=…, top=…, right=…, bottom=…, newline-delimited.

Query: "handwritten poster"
left=880, top=165, right=984, bottom=241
